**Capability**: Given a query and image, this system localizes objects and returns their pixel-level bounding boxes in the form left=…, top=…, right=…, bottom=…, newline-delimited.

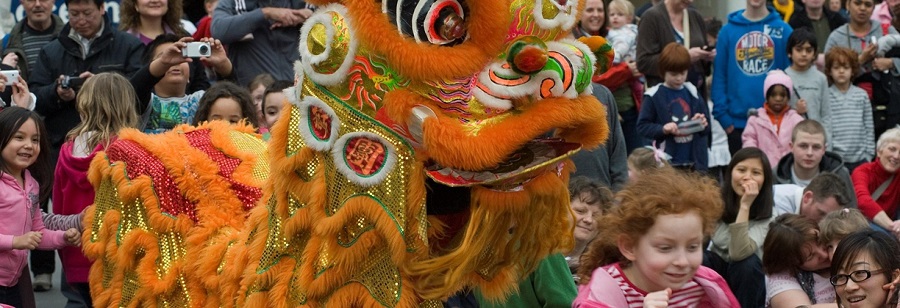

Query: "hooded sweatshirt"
left=712, top=8, right=793, bottom=131
left=0, top=170, right=68, bottom=287
left=774, top=151, right=858, bottom=208
left=52, top=140, right=102, bottom=283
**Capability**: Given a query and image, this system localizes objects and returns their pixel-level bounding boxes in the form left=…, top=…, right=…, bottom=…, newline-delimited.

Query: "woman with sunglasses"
left=830, top=230, right=900, bottom=308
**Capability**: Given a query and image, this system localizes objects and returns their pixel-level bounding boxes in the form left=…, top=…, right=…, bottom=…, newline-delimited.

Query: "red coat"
left=852, top=159, right=900, bottom=220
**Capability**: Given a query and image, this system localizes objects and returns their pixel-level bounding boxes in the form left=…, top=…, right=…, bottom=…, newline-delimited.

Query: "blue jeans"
left=703, top=251, right=765, bottom=308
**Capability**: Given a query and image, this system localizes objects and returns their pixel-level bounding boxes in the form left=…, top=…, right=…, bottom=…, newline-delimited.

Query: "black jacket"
left=29, top=16, right=144, bottom=150
left=788, top=8, right=847, bottom=35
left=775, top=151, right=858, bottom=208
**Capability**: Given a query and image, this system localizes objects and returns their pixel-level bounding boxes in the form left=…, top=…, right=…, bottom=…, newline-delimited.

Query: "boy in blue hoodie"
left=712, top=0, right=793, bottom=155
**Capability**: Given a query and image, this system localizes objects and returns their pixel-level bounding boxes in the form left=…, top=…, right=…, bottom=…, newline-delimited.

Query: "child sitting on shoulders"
left=742, top=70, right=805, bottom=164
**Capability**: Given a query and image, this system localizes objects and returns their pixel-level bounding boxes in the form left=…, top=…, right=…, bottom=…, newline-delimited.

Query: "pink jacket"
left=871, top=3, right=892, bottom=27
left=742, top=107, right=805, bottom=165
left=0, top=170, right=67, bottom=287
left=573, top=264, right=739, bottom=308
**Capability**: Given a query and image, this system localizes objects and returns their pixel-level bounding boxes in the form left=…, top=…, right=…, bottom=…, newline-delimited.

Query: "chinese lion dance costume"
left=82, top=0, right=613, bottom=306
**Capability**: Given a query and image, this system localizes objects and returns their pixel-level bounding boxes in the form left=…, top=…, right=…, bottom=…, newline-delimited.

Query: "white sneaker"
left=33, top=273, right=52, bottom=292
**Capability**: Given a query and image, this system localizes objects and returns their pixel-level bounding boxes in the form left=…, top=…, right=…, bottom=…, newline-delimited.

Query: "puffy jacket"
left=0, top=170, right=68, bottom=287
left=28, top=16, right=143, bottom=149
left=742, top=106, right=805, bottom=165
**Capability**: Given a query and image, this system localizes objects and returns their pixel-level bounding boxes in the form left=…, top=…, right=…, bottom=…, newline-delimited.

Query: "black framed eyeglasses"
left=830, top=269, right=888, bottom=286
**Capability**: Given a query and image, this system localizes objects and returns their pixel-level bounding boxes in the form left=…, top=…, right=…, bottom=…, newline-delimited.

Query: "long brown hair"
left=119, top=0, right=188, bottom=36
left=576, top=168, right=723, bottom=283
left=762, top=214, right=820, bottom=276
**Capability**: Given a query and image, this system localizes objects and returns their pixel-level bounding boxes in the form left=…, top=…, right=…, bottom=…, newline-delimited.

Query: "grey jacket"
left=211, top=0, right=307, bottom=86
left=570, top=83, right=629, bottom=192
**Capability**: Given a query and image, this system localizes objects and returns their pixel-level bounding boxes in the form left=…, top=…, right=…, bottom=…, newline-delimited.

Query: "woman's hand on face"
left=740, top=180, right=760, bottom=208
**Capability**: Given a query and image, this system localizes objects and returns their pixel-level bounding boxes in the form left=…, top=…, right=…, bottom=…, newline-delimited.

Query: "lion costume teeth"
left=84, top=0, right=612, bottom=306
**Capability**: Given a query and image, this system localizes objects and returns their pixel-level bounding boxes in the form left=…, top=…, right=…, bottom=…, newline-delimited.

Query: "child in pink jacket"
left=0, top=107, right=79, bottom=308
left=742, top=70, right=805, bottom=165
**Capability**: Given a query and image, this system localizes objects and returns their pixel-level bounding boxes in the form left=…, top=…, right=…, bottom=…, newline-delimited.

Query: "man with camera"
left=28, top=0, right=143, bottom=164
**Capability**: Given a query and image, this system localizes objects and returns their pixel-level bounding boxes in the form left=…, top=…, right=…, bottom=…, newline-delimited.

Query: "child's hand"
left=199, top=38, right=232, bottom=75
left=64, top=228, right=81, bottom=247
left=663, top=122, right=678, bottom=135
left=883, top=273, right=900, bottom=306
left=643, top=288, right=672, bottom=308
left=691, top=113, right=708, bottom=128
left=796, top=99, right=808, bottom=115
left=12, top=231, right=42, bottom=250
left=159, top=37, right=193, bottom=67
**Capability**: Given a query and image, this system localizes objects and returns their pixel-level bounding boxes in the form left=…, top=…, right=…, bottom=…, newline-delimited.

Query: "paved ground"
left=32, top=255, right=67, bottom=307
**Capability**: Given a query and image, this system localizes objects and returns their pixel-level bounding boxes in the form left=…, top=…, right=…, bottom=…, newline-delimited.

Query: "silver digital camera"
left=0, top=70, right=19, bottom=86
left=182, top=42, right=212, bottom=58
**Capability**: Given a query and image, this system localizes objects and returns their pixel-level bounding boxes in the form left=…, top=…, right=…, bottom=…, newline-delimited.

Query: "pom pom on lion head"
left=84, top=0, right=611, bottom=307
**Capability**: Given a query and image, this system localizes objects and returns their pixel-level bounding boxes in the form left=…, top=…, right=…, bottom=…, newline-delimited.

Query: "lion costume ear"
left=577, top=36, right=615, bottom=76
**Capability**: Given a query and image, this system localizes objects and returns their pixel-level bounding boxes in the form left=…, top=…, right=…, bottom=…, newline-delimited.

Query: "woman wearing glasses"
left=830, top=230, right=900, bottom=308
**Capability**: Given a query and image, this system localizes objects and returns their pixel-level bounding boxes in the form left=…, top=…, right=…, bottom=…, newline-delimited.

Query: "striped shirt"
left=20, top=22, right=59, bottom=71
left=42, top=210, right=83, bottom=231
left=827, top=85, right=874, bottom=164
left=608, top=263, right=706, bottom=307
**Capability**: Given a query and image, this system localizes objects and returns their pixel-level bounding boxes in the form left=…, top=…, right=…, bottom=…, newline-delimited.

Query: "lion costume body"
left=83, top=0, right=611, bottom=306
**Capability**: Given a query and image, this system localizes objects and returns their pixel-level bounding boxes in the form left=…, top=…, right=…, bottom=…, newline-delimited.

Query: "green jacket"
left=475, top=254, right=577, bottom=308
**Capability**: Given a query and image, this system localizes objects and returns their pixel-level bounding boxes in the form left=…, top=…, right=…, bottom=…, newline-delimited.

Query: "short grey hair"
left=877, top=127, right=900, bottom=152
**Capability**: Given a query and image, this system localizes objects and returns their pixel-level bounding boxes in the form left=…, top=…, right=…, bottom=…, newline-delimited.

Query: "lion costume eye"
left=381, top=0, right=468, bottom=45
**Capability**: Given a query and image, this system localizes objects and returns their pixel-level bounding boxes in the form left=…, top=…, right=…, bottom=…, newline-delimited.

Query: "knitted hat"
left=764, top=70, right=793, bottom=100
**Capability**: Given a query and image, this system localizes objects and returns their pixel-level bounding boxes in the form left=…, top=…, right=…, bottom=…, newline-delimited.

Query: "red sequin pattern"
left=184, top=130, right=263, bottom=211
left=106, top=139, right=199, bottom=222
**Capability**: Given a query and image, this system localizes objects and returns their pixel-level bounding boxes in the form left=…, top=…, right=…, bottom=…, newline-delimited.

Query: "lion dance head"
left=83, top=0, right=611, bottom=306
